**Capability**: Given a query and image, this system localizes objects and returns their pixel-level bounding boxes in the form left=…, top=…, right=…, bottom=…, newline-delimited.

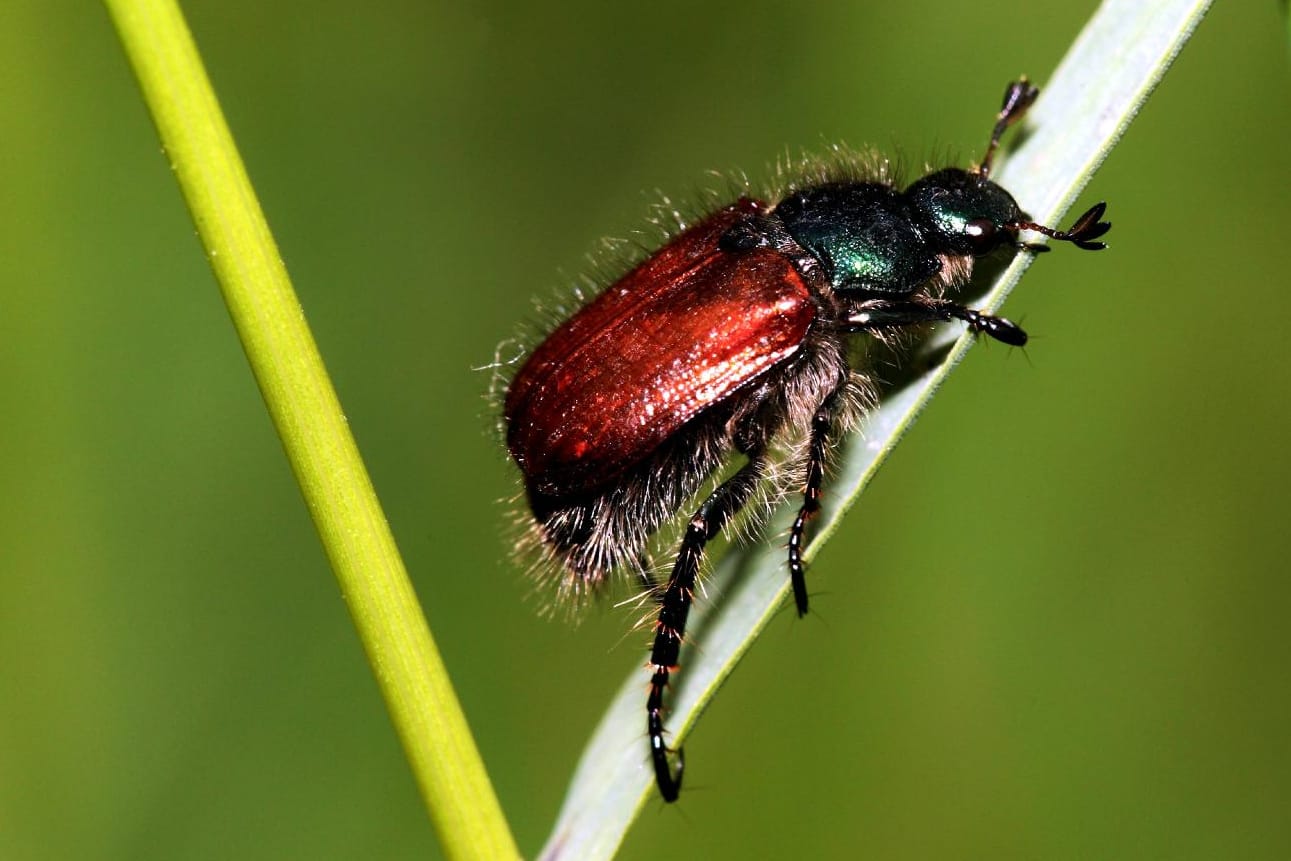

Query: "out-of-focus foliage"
left=1, top=3, right=1287, bottom=859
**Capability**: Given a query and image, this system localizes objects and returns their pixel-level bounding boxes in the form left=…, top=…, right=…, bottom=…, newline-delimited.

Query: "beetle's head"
left=906, top=167, right=1111, bottom=258
left=905, top=168, right=1025, bottom=257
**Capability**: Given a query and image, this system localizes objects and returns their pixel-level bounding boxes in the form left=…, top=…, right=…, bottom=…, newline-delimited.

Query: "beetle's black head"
left=904, top=167, right=1024, bottom=258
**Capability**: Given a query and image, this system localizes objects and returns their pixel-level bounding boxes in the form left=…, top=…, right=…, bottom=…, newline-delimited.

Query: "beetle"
left=502, top=79, right=1110, bottom=802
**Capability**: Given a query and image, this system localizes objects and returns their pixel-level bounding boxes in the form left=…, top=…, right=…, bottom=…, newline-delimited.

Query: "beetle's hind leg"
left=647, top=449, right=769, bottom=802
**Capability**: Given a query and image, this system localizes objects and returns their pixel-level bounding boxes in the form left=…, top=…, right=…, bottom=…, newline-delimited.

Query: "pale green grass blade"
left=539, top=2, right=1212, bottom=858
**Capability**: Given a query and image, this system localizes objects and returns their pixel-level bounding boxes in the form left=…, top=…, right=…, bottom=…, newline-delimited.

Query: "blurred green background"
left=3, top=2, right=1289, bottom=859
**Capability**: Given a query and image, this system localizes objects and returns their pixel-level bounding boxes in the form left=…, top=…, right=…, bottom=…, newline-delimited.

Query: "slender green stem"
left=102, top=2, right=518, bottom=858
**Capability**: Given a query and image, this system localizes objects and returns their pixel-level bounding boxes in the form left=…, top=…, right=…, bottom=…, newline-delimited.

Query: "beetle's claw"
left=653, top=744, right=684, bottom=803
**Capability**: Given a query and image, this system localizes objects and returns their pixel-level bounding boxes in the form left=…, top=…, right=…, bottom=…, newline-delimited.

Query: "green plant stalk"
left=102, top=2, right=518, bottom=858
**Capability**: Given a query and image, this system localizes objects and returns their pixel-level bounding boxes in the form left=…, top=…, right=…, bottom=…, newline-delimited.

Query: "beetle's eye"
left=964, top=218, right=998, bottom=254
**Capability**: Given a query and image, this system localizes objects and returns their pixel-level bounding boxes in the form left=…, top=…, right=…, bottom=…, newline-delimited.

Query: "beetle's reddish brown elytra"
left=502, top=79, right=1110, bottom=803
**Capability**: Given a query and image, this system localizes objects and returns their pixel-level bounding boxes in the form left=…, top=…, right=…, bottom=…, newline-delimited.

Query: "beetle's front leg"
left=844, top=299, right=1027, bottom=347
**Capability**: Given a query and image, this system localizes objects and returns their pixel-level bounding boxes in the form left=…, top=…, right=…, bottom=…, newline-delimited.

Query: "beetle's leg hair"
left=634, top=551, right=659, bottom=592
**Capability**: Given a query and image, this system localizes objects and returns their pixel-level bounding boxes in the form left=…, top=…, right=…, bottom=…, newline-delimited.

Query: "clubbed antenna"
left=979, top=78, right=1039, bottom=180
left=1011, top=201, right=1112, bottom=252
